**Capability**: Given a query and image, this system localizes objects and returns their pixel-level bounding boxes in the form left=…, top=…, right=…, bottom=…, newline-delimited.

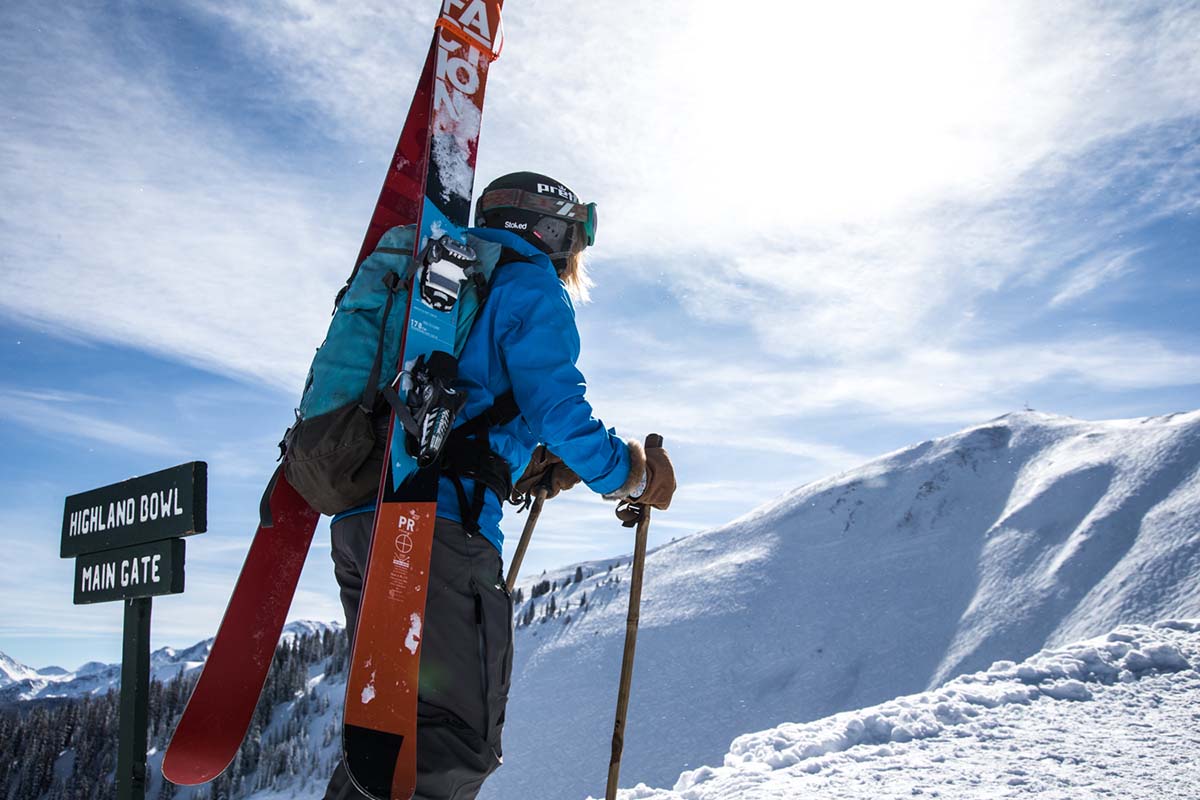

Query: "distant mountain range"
left=0, top=620, right=337, bottom=705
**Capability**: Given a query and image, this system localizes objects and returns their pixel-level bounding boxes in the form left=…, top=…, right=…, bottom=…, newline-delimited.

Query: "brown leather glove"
left=608, top=436, right=676, bottom=526
left=633, top=441, right=675, bottom=509
left=511, top=445, right=582, bottom=505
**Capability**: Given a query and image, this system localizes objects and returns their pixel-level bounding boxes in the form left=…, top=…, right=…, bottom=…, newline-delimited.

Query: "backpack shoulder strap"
left=453, top=390, right=520, bottom=440
left=496, top=245, right=530, bottom=268
left=441, top=389, right=522, bottom=534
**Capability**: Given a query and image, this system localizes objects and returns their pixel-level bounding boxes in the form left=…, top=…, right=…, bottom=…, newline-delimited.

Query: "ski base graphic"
left=344, top=496, right=438, bottom=799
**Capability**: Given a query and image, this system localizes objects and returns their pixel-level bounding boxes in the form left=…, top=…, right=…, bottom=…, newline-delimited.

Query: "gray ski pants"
left=323, top=513, right=514, bottom=800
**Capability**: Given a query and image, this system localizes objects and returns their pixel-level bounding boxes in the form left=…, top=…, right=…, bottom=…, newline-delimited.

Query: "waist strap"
left=441, top=390, right=521, bottom=534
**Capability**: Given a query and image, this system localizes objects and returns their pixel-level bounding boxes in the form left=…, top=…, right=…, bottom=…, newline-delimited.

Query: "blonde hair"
left=558, top=235, right=594, bottom=303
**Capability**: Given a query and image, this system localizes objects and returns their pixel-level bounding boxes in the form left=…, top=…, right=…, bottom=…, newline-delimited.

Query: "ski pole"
left=606, top=433, right=661, bottom=800
left=505, top=485, right=547, bottom=592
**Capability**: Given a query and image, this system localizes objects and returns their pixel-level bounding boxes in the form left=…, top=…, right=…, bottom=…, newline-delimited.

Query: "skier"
left=323, top=171, right=676, bottom=800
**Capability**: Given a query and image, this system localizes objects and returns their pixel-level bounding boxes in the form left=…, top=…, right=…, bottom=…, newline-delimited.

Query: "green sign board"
left=60, top=460, right=207, bottom=800
left=73, top=538, right=186, bottom=605
left=61, top=461, right=206, bottom=558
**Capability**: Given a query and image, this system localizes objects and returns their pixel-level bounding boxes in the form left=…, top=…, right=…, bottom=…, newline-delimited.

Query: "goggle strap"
left=479, top=188, right=597, bottom=247
left=479, top=188, right=590, bottom=223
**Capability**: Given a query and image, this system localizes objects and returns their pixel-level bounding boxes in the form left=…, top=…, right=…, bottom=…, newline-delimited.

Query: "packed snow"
left=602, top=621, right=1200, bottom=799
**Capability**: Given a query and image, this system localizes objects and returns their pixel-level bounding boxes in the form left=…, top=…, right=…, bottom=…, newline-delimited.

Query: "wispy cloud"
left=0, top=507, right=126, bottom=658
left=0, top=388, right=177, bottom=455
left=1, top=3, right=359, bottom=392
left=1050, top=249, right=1142, bottom=307
left=576, top=332, right=1200, bottom=463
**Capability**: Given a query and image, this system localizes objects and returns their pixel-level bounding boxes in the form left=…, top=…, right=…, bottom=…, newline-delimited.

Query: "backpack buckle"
left=418, top=235, right=478, bottom=312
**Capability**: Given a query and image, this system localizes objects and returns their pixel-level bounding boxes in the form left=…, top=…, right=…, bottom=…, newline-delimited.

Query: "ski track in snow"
left=605, top=622, right=1200, bottom=800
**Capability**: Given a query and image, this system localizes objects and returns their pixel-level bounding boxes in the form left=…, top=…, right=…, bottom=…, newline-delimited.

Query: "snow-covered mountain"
left=483, top=409, right=1200, bottom=799
left=0, top=620, right=338, bottom=704
left=0, top=650, right=122, bottom=704
left=0, top=651, right=65, bottom=687
left=607, top=620, right=1200, bottom=799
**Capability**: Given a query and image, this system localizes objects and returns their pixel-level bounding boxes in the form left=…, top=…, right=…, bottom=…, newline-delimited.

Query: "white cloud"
left=1050, top=249, right=1141, bottom=307
left=577, top=333, right=1200, bottom=460
left=0, top=505, right=126, bottom=650
left=0, top=388, right=178, bottom=455
left=187, top=0, right=432, bottom=144
left=1, top=3, right=361, bottom=392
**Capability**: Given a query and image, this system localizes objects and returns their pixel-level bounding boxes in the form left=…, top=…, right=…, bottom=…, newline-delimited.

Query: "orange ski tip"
left=435, top=4, right=503, bottom=62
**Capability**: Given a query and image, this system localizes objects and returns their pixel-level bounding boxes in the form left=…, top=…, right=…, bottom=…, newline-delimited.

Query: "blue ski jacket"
left=336, top=227, right=632, bottom=553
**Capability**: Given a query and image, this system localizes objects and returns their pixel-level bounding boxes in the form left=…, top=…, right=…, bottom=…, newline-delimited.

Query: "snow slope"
left=608, top=620, right=1200, bottom=799
left=483, top=410, right=1200, bottom=800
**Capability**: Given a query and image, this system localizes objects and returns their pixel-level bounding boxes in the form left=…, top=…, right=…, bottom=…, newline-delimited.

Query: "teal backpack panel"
left=297, top=225, right=501, bottom=421
left=284, top=224, right=502, bottom=515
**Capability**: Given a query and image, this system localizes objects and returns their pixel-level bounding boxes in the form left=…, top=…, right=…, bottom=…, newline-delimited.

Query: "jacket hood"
left=466, top=227, right=556, bottom=274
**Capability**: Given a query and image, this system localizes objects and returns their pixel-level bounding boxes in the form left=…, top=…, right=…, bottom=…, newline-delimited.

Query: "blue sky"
left=1, top=0, right=1198, bottom=670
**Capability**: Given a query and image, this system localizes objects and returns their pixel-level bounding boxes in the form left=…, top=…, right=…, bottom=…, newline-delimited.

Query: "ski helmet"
left=474, top=172, right=598, bottom=264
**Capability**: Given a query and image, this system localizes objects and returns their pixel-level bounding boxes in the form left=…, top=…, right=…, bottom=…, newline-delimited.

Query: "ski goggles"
left=478, top=188, right=598, bottom=247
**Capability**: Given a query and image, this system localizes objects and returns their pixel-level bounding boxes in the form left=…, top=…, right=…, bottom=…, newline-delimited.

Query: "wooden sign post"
left=60, top=462, right=207, bottom=800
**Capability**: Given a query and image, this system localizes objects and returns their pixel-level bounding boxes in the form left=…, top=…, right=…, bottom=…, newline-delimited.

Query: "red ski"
left=161, top=1, right=499, bottom=786
left=162, top=473, right=318, bottom=784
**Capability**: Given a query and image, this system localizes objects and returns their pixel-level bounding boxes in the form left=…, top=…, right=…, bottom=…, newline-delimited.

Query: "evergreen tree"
left=1, top=625, right=349, bottom=800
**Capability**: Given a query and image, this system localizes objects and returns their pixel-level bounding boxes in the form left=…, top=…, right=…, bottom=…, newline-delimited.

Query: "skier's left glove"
left=511, top=445, right=582, bottom=506
left=604, top=437, right=676, bottom=526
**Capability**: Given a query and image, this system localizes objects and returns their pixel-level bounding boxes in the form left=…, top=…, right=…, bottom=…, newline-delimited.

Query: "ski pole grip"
left=632, top=434, right=663, bottom=517
left=641, top=434, right=663, bottom=507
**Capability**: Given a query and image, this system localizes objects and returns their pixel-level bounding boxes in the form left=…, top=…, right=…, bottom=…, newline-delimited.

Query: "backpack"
left=281, top=224, right=504, bottom=515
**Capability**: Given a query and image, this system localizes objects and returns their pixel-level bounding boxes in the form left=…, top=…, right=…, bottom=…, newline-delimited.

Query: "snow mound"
left=606, top=621, right=1200, bottom=799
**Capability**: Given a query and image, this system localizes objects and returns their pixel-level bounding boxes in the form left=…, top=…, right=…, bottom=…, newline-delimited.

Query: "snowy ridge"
left=607, top=621, right=1200, bottom=799
left=0, top=651, right=53, bottom=687
left=0, top=620, right=340, bottom=704
left=280, top=619, right=341, bottom=643
left=484, top=409, right=1200, bottom=800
